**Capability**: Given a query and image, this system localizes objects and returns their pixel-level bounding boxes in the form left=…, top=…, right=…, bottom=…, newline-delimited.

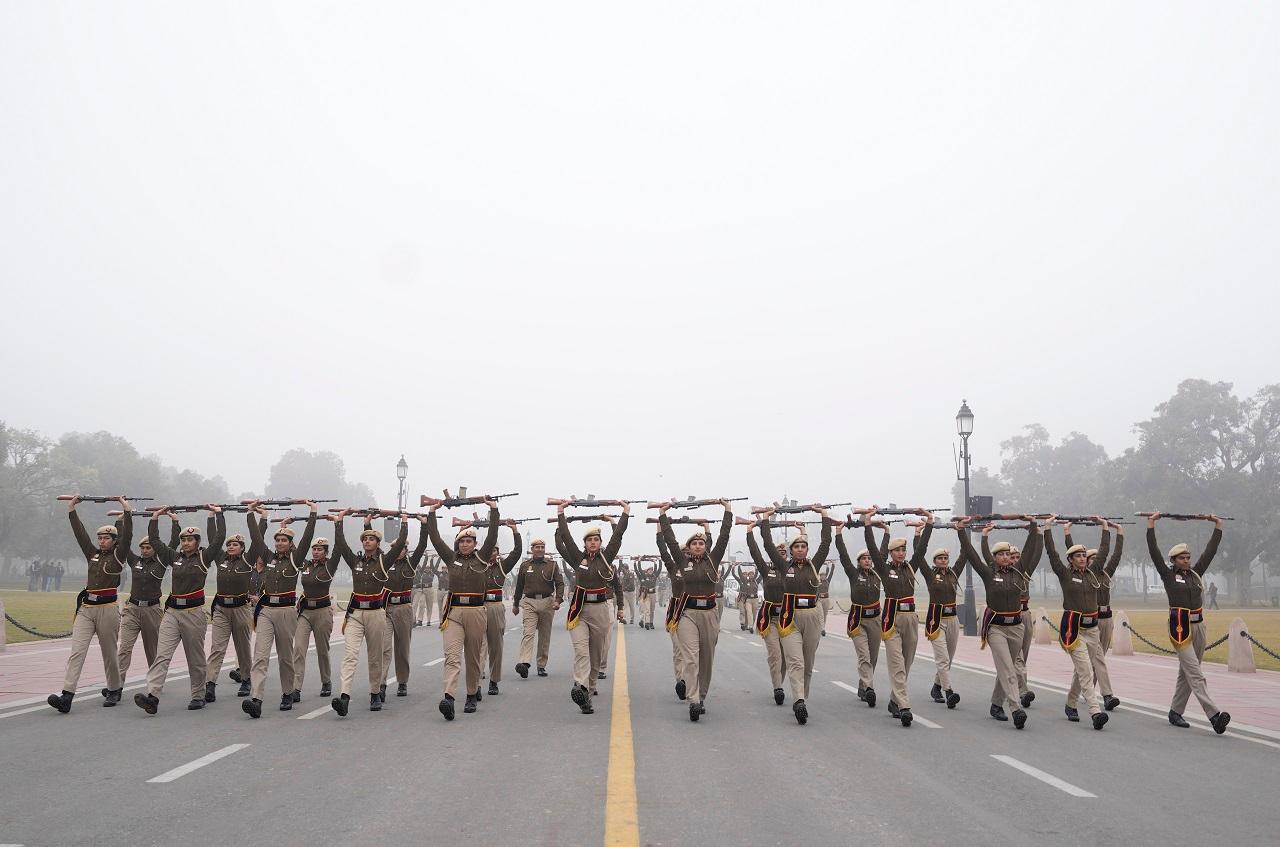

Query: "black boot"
left=990, top=704, right=1009, bottom=721
left=864, top=687, right=876, bottom=708
left=899, top=708, right=913, bottom=727
left=370, top=693, right=382, bottom=712
left=1064, top=706, right=1080, bottom=722
left=242, top=698, right=262, bottom=718
left=597, top=671, right=607, bottom=680
left=773, top=688, right=785, bottom=706
left=439, top=694, right=455, bottom=720
left=516, top=662, right=530, bottom=679
left=279, top=694, right=293, bottom=712
left=945, top=690, right=960, bottom=709
left=1210, top=711, right=1231, bottom=734
left=291, top=690, right=301, bottom=704
left=397, top=683, right=407, bottom=697
left=888, top=700, right=901, bottom=718
left=1092, top=712, right=1108, bottom=730
left=793, top=699, right=808, bottom=725
left=187, top=697, right=204, bottom=711
left=856, top=685, right=866, bottom=702
left=1103, top=694, right=1120, bottom=711
left=474, top=686, right=482, bottom=702
left=675, top=679, right=687, bottom=701
left=1020, top=690, right=1035, bottom=708
left=931, top=683, right=944, bottom=703
left=463, top=694, right=478, bottom=714
left=102, top=688, right=122, bottom=707
left=1012, top=709, right=1027, bottom=729
left=689, top=701, right=701, bottom=722
left=229, top=668, right=242, bottom=684
left=488, top=681, right=499, bottom=696
left=571, top=684, right=593, bottom=714
left=332, top=693, right=349, bottom=717
left=134, top=692, right=159, bottom=714
left=320, top=683, right=332, bottom=697
left=204, top=682, right=217, bottom=703
left=378, top=684, right=387, bottom=704
left=537, top=667, right=547, bottom=677
left=47, top=690, right=74, bottom=714
left=101, top=687, right=110, bottom=698
left=237, top=681, right=250, bottom=697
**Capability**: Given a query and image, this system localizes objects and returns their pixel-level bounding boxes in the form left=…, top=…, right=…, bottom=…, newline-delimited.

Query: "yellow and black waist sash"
left=979, top=608, right=1023, bottom=650
left=755, top=600, right=782, bottom=635
left=666, top=593, right=716, bottom=632
left=880, top=597, right=915, bottom=640
left=774, top=593, right=817, bottom=637
left=567, top=587, right=610, bottom=630
left=925, top=603, right=956, bottom=641
left=846, top=600, right=881, bottom=637
left=1058, top=610, right=1098, bottom=652
left=1168, top=606, right=1203, bottom=648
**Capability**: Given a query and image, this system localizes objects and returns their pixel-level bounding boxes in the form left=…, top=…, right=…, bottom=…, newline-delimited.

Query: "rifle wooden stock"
left=424, top=492, right=518, bottom=509
left=59, top=495, right=154, bottom=503
left=667, top=497, right=746, bottom=509
left=1135, top=512, right=1234, bottom=521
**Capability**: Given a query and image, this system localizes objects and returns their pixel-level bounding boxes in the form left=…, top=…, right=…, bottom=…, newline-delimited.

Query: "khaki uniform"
left=865, top=525, right=924, bottom=711
left=118, top=523, right=171, bottom=680
left=1150, top=526, right=1224, bottom=719
left=657, top=538, right=686, bottom=684
left=620, top=566, right=638, bottom=624
left=835, top=531, right=886, bottom=695
left=246, top=515, right=319, bottom=702
left=333, top=521, right=408, bottom=698
left=514, top=556, right=564, bottom=671
left=558, top=514, right=630, bottom=702
left=62, top=510, right=127, bottom=694
left=425, top=510, right=501, bottom=702
left=959, top=530, right=1033, bottom=717
left=435, top=564, right=450, bottom=622
left=636, top=567, right=658, bottom=627
left=1045, top=531, right=1109, bottom=716
left=381, top=530, right=431, bottom=689
left=479, top=534, right=522, bottom=685
left=293, top=554, right=339, bottom=691
left=412, top=558, right=436, bottom=625
left=1069, top=529, right=1125, bottom=699
left=980, top=529, right=1042, bottom=705
left=206, top=552, right=254, bottom=686
left=913, top=540, right=965, bottom=695
left=735, top=564, right=759, bottom=631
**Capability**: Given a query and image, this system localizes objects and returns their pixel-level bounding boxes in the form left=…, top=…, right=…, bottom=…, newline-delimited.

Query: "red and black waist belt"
left=214, top=592, right=249, bottom=608
left=790, top=594, right=818, bottom=609
left=1097, top=604, right=1113, bottom=619
left=127, top=596, right=160, bottom=607
left=350, top=592, right=387, bottom=610
left=449, top=592, right=485, bottom=608
left=83, top=588, right=118, bottom=605
left=988, top=611, right=1022, bottom=626
left=260, top=592, right=297, bottom=608
left=298, top=594, right=331, bottom=611
left=388, top=590, right=414, bottom=605
left=166, top=589, right=205, bottom=609
left=523, top=592, right=554, bottom=600
left=580, top=588, right=610, bottom=604
left=484, top=590, right=504, bottom=603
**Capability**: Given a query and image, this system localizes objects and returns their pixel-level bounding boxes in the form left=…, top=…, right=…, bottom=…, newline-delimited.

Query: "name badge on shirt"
left=889, top=569, right=897, bottom=577
left=1071, top=577, right=1083, bottom=583
left=1175, top=575, right=1185, bottom=583
left=994, top=576, right=1004, bottom=583
left=579, top=564, right=589, bottom=571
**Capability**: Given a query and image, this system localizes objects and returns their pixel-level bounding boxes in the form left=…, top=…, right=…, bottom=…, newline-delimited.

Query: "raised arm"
left=959, top=527, right=990, bottom=583
left=657, top=513, right=688, bottom=569
left=556, top=513, right=583, bottom=566
left=1146, top=526, right=1170, bottom=579
left=148, top=514, right=176, bottom=565
left=385, top=518, right=410, bottom=563
left=833, top=528, right=856, bottom=578
left=408, top=521, right=431, bottom=568
left=425, top=512, right=456, bottom=565
left=863, top=524, right=888, bottom=575
left=501, top=528, right=523, bottom=574
left=1104, top=531, right=1124, bottom=577
left=294, top=510, right=318, bottom=564
left=745, top=528, right=768, bottom=568
left=812, top=520, right=833, bottom=565
left=1021, top=524, right=1043, bottom=575
left=1094, top=528, right=1111, bottom=575
left=247, top=509, right=269, bottom=564
left=757, top=520, right=788, bottom=569
left=168, top=515, right=181, bottom=549
left=604, top=511, right=630, bottom=562
left=1043, top=526, right=1066, bottom=578
left=332, top=520, right=354, bottom=567
left=908, top=522, right=934, bottom=572
left=657, top=532, right=679, bottom=577
left=710, top=508, right=733, bottom=564
left=116, top=509, right=133, bottom=560
left=1195, top=527, right=1223, bottom=576
left=68, top=506, right=96, bottom=559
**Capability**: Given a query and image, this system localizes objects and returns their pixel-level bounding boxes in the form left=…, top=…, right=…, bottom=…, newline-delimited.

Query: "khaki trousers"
left=340, top=608, right=387, bottom=697
left=658, top=585, right=669, bottom=605
left=570, top=601, right=614, bottom=689
left=1064, top=625, right=1104, bottom=715
left=883, top=612, right=919, bottom=710
left=986, top=623, right=1024, bottom=714
left=623, top=591, right=637, bottom=622
left=600, top=600, right=616, bottom=670
left=851, top=616, right=882, bottom=691
left=778, top=627, right=806, bottom=703
left=144, top=607, right=206, bottom=699
left=1172, top=620, right=1220, bottom=718
left=412, top=588, right=428, bottom=623
left=423, top=588, right=436, bottom=622
left=251, top=606, right=298, bottom=700
left=639, top=592, right=656, bottom=627
left=206, top=604, right=252, bottom=683
left=676, top=606, right=720, bottom=704
left=1098, top=616, right=1114, bottom=653
left=293, top=607, right=333, bottom=689
left=819, top=596, right=832, bottom=627
left=1069, top=623, right=1113, bottom=700
left=381, top=602, right=414, bottom=686
left=436, top=590, right=448, bottom=623
left=117, top=602, right=161, bottom=681
left=994, top=613, right=1033, bottom=705
left=64, top=602, right=121, bottom=692
left=441, top=605, right=486, bottom=698
left=761, top=620, right=784, bottom=689
left=669, top=621, right=683, bottom=682
left=930, top=616, right=959, bottom=691
left=483, top=601, right=505, bottom=682
left=792, top=607, right=823, bottom=700
left=518, top=596, right=555, bottom=669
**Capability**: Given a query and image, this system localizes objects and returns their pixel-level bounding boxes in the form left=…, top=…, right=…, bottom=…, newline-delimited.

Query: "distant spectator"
left=40, top=561, right=53, bottom=591
left=53, top=562, right=64, bottom=591
left=27, top=560, right=40, bottom=591
left=1207, top=581, right=1219, bottom=610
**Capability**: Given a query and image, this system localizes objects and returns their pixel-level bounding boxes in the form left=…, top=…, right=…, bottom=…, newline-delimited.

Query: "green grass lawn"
left=1122, top=608, right=1280, bottom=672
left=1, top=589, right=81, bottom=643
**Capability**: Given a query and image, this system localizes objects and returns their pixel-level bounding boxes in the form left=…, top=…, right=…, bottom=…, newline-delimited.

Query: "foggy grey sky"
left=2, top=2, right=1277, bottom=548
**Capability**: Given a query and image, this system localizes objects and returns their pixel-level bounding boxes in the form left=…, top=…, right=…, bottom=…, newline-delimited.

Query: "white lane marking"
left=147, top=744, right=251, bottom=783
left=830, top=680, right=940, bottom=727
left=0, top=646, right=72, bottom=660
left=297, top=705, right=331, bottom=720
left=0, top=705, right=48, bottom=720
left=423, top=658, right=443, bottom=667
left=990, top=755, right=1096, bottom=797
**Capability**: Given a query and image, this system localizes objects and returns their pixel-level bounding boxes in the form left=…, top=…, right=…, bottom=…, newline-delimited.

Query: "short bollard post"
left=1034, top=607, right=1052, bottom=644
left=1227, top=617, right=1256, bottom=673
left=1111, top=610, right=1134, bottom=656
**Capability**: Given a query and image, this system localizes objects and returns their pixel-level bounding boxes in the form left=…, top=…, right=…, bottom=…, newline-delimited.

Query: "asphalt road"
left=1, top=607, right=1277, bottom=847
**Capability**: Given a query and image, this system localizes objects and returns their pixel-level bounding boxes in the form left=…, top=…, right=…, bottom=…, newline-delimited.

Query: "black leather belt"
left=1189, top=611, right=1203, bottom=623
left=214, top=594, right=249, bottom=608
left=686, top=596, right=717, bottom=610
left=1080, top=614, right=1098, bottom=628
left=166, top=592, right=205, bottom=609
left=940, top=604, right=957, bottom=617
left=128, top=597, right=161, bottom=607
left=388, top=591, right=413, bottom=605
left=485, top=590, right=504, bottom=603
left=300, top=596, right=332, bottom=610
left=351, top=597, right=387, bottom=610
left=793, top=596, right=817, bottom=609
left=451, top=594, right=484, bottom=608
left=262, top=593, right=296, bottom=608
left=894, top=600, right=915, bottom=612
left=524, top=592, right=552, bottom=600
left=991, top=613, right=1022, bottom=626
left=582, top=590, right=610, bottom=604
left=1098, top=605, right=1113, bottom=619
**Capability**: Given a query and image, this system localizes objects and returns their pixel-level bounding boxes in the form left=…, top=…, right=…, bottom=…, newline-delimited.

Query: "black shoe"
left=1021, top=691, right=1035, bottom=708
left=320, top=683, right=331, bottom=697
left=990, top=704, right=1008, bottom=721
left=204, top=682, right=217, bottom=703
left=103, top=688, right=121, bottom=707
left=332, top=694, right=349, bottom=717
left=590, top=689, right=598, bottom=697
left=597, top=671, right=607, bottom=680
left=1012, top=709, right=1027, bottom=729
left=931, top=683, right=944, bottom=703
left=1103, top=694, right=1120, bottom=711
left=1210, top=711, right=1231, bottom=734
left=899, top=708, right=913, bottom=727
left=187, top=698, right=204, bottom=711
left=1065, top=706, right=1080, bottom=722
left=242, top=698, right=261, bottom=718
left=279, top=694, right=293, bottom=712
left=229, top=668, right=242, bottom=684
left=946, top=690, right=960, bottom=709
left=370, top=693, right=382, bottom=712
left=864, top=687, right=876, bottom=708
left=474, top=687, right=482, bottom=702
left=856, top=685, right=866, bottom=701
left=821, top=629, right=827, bottom=637
left=675, top=680, right=687, bottom=701
left=134, top=692, right=158, bottom=714
left=773, top=688, right=785, bottom=706
left=291, top=689, right=301, bottom=704
left=415, top=620, right=422, bottom=627
left=439, top=695, right=455, bottom=721
left=793, top=699, right=808, bottom=725
left=397, top=683, right=407, bottom=697
left=101, top=687, right=110, bottom=698
left=47, top=691, right=73, bottom=714
left=488, top=681, right=499, bottom=696
left=1167, top=710, right=1190, bottom=728
left=689, top=701, right=701, bottom=722
left=571, top=685, right=589, bottom=708
left=378, top=684, right=387, bottom=704
left=888, top=700, right=901, bottom=718
left=537, top=667, right=547, bottom=677
left=516, top=663, right=530, bottom=679
left=237, top=681, right=250, bottom=697
left=1092, top=712, right=1108, bottom=730
left=463, top=695, right=477, bottom=714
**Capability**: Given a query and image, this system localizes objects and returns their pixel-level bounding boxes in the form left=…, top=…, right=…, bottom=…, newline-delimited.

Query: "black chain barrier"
left=1121, top=620, right=1177, bottom=654
left=1040, top=615, right=1060, bottom=636
left=1205, top=631, right=1231, bottom=651
left=4, top=612, right=72, bottom=640
left=1242, top=630, right=1280, bottom=663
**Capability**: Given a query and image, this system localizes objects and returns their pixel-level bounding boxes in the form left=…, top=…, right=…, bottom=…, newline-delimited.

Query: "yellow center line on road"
left=604, top=625, right=639, bottom=847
